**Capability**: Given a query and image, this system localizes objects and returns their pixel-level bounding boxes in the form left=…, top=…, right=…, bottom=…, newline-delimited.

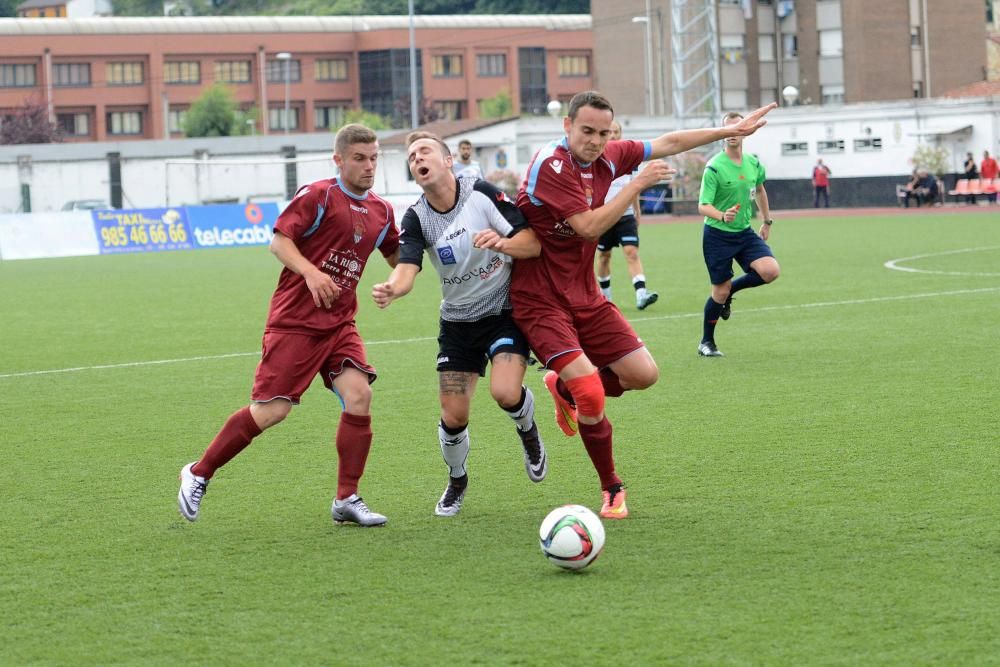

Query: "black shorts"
left=702, top=224, right=774, bottom=285
left=437, top=310, right=531, bottom=376
left=597, top=215, right=640, bottom=251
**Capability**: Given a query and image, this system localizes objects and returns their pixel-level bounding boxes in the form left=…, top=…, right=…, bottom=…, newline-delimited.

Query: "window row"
left=0, top=58, right=353, bottom=88
left=781, top=137, right=883, bottom=155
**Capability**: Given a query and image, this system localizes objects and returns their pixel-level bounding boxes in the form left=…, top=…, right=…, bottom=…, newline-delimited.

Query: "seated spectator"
left=900, top=169, right=921, bottom=208
left=913, top=169, right=939, bottom=207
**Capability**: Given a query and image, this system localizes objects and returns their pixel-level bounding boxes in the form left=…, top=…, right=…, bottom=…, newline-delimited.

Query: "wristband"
left=763, top=219, right=773, bottom=225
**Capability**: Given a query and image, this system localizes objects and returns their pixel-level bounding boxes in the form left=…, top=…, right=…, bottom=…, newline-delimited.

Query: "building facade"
left=0, top=15, right=592, bottom=143
left=593, top=0, right=988, bottom=117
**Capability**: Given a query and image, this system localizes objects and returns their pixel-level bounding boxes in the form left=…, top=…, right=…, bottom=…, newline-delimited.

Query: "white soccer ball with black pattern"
left=538, top=504, right=605, bottom=570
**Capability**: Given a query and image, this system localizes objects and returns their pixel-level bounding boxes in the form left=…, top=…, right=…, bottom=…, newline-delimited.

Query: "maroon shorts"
left=512, top=296, right=644, bottom=370
left=251, top=324, right=376, bottom=404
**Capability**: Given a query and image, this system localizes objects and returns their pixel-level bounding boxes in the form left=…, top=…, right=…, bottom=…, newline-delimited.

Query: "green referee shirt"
left=699, top=151, right=767, bottom=232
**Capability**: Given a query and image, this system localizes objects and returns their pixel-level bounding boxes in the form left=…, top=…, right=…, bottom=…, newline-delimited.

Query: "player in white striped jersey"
left=372, top=131, right=547, bottom=517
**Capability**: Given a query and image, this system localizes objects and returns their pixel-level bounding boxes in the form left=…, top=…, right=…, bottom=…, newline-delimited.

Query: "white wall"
left=2, top=97, right=996, bottom=215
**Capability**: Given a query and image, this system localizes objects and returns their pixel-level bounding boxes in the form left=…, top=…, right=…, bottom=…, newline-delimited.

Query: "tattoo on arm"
left=439, top=371, right=475, bottom=395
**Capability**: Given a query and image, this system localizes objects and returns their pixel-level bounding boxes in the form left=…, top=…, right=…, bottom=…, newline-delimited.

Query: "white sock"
left=503, top=386, right=535, bottom=432
left=438, top=422, right=470, bottom=478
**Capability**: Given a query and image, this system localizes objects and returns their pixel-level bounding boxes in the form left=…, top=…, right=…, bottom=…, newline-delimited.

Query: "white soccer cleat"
left=332, top=494, right=387, bottom=527
left=177, top=462, right=208, bottom=522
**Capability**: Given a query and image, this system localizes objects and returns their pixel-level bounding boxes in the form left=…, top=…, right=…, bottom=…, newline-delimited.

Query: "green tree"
left=911, top=144, right=950, bottom=177
left=335, top=108, right=392, bottom=132
left=183, top=84, right=244, bottom=137
left=0, top=0, right=18, bottom=17
left=478, top=89, right=514, bottom=119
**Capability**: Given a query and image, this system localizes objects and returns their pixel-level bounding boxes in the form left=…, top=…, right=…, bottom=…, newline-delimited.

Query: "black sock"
left=632, top=279, right=645, bottom=291
left=731, top=270, right=765, bottom=295
left=598, top=277, right=611, bottom=289
left=440, top=420, right=467, bottom=436
left=703, top=296, right=724, bottom=343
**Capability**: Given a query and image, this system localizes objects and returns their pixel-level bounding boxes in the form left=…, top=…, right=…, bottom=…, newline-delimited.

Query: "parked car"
left=61, top=199, right=110, bottom=211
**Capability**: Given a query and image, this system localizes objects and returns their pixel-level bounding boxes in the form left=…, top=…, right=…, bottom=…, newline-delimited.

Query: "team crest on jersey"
left=437, top=245, right=457, bottom=265
left=585, top=186, right=593, bottom=206
left=550, top=160, right=563, bottom=174
left=352, top=220, right=365, bottom=244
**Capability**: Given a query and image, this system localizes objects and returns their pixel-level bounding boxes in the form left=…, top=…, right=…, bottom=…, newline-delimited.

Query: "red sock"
left=192, top=406, right=262, bottom=479
left=599, top=368, right=626, bottom=397
left=336, top=412, right=373, bottom=500
left=578, top=417, right=621, bottom=490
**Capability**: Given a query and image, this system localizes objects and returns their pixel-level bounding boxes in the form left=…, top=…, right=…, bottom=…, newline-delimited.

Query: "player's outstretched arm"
left=270, top=231, right=341, bottom=308
left=648, top=103, right=777, bottom=159
left=472, top=228, right=541, bottom=258
left=371, top=263, right=419, bottom=309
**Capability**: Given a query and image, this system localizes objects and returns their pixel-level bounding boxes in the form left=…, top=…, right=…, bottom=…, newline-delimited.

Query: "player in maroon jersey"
left=178, top=124, right=400, bottom=527
left=511, top=91, right=775, bottom=519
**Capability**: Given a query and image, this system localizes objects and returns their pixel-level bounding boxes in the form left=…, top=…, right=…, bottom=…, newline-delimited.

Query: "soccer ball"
left=538, top=504, right=606, bottom=570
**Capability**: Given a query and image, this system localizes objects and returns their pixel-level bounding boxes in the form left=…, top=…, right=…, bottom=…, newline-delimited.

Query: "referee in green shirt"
left=696, top=110, right=781, bottom=357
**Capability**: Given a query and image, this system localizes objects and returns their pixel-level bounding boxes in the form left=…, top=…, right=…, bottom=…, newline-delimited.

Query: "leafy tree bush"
left=0, top=99, right=62, bottom=145
left=478, top=90, right=514, bottom=119
left=335, top=109, right=392, bottom=131
left=910, top=144, right=950, bottom=177
left=182, top=84, right=247, bottom=137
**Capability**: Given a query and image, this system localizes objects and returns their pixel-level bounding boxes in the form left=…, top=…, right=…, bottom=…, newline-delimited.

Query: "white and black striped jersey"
left=399, top=176, right=529, bottom=322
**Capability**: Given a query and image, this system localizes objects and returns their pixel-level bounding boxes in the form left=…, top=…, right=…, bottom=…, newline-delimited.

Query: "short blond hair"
left=335, top=123, right=378, bottom=156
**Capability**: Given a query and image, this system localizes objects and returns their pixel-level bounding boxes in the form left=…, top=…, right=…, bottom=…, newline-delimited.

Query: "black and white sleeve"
left=473, top=179, right=529, bottom=238
left=397, top=207, right=426, bottom=268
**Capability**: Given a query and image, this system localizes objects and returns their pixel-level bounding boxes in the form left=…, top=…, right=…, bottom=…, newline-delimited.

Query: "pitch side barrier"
left=0, top=203, right=283, bottom=261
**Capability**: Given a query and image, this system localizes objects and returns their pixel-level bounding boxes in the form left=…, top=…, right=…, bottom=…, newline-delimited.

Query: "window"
left=53, top=63, right=90, bottom=87
left=107, top=111, right=142, bottom=135
left=758, top=35, right=776, bottom=62
left=268, top=106, right=299, bottom=131
left=215, top=61, right=251, bottom=84
left=722, top=89, right=748, bottom=109
left=557, top=55, right=589, bottom=77
left=0, top=64, right=37, bottom=88
left=819, top=30, right=843, bottom=57
left=56, top=112, right=89, bottom=136
left=106, top=62, right=143, bottom=86
left=168, top=108, right=187, bottom=134
left=266, top=59, right=302, bottom=83
left=165, top=61, right=200, bottom=84
left=817, top=139, right=845, bottom=153
left=314, top=103, right=348, bottom=129
left=854, top=137, right=882, bottom=152
left=315, top=58, right=349, bottom=82
left=432, top=100, right=464, bottom=120
left=476, top=53, right=507, bottom=77
left=432, top=55, right=463, bottom=78
left=720, top=34, right=745, bottom=63
left=910, top=26, right=922, bottom=47
left=782, top=34, right=798, bottom=58
left=781, top=142, right=808, bottom=155
left=821, top=84, right=845, bottom=104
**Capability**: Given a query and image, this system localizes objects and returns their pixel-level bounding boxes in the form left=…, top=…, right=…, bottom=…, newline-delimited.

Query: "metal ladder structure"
left=670, top=0, right=722, bottom=129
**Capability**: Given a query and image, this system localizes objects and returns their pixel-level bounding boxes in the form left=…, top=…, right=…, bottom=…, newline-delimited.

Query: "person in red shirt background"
left=511, top=90, right=775, bottom=519
left=812, top=158, right=832, bottom=208
left=981, top=150, right=998, bottom=203
left=177, top=124, right=401, bottom=528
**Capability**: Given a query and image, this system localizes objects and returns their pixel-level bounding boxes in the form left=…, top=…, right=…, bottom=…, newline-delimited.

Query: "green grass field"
left=2, top=211, right=998, bottom=665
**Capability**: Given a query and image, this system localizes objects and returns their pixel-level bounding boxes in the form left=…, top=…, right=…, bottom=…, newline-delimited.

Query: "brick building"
left=0, top=15, right=592, bottom=142
left=592, top=0, right=988, bottom=116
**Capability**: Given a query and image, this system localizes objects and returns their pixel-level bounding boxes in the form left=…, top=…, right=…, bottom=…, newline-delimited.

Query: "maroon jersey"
left=511, top=138, right=650, bottom=308
left=265, top=178, right=399, bottom=334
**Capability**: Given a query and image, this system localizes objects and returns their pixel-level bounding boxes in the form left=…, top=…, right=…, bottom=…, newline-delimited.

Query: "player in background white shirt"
left=451, top=139, right=484, bottom=179
left=595, top=120, right=659, bottom=310
left=372, top=131, right=546, bottom=517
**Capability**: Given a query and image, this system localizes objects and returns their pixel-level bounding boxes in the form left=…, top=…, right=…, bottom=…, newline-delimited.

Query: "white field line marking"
left=884, top=245, right=1000, bottom=277
left=2, top=288, right=999, bottom=380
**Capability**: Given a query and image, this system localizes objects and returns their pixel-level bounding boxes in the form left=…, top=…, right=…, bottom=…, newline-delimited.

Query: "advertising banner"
left=186, top=203, right=278, bottom=249
left=92, top=208, right=193, bottom=255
